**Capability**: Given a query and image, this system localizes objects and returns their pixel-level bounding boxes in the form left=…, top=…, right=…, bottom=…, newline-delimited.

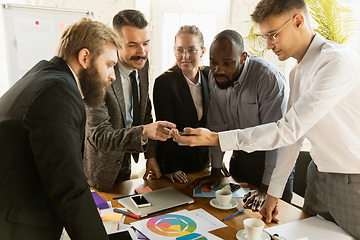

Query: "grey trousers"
left=303, top=161, right=360, bottom=239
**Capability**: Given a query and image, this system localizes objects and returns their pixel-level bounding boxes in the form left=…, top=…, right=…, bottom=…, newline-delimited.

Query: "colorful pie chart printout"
left=131, top=209, right=225, bottom=240
left=176, top=232, right=209, bottom=240
left=147, top=214, right=197, bottom=237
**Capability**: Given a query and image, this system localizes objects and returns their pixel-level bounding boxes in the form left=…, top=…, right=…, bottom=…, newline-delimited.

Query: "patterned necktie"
left=129, top=70, right=140, bottom=126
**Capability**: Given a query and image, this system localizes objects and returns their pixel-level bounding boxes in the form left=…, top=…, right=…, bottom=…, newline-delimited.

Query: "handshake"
left=141, top=120, right=219, bottom=146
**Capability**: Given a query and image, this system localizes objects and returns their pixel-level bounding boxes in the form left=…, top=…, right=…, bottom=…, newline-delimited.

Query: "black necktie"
left=130, top=71, right=140, bottom=126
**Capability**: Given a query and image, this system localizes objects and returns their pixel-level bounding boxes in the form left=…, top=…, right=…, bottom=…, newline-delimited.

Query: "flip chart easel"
left=2, top=3, right=93, bottom=86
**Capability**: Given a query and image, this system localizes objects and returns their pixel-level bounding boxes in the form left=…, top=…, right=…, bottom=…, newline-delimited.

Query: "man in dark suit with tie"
left=83, top=9, right=175, bottom=192
left=0, top=18, right=121, bottom=240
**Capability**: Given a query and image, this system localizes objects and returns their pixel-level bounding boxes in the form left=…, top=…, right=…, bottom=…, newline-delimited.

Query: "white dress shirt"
left=218, top=34, right=360, bottom=197
left=183, top=72, right=203, bottom=121
left=68, top=65, right=83, bottom=99
left=117, top=61, right=140, bottom=128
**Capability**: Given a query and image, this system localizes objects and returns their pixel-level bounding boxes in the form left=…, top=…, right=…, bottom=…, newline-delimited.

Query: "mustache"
left=214, top=74, right=228, bottom=79
left=130, top=55, right=148, bottom=61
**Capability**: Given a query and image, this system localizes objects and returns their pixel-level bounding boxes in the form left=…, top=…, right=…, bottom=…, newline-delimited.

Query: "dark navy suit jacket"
left=0, top=57, right=107, bottom=240
left=153, top=65, right=210, bottom=174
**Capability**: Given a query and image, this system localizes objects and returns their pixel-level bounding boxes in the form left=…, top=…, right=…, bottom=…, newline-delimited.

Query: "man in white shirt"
left=171, top=0, right=360, bottom=238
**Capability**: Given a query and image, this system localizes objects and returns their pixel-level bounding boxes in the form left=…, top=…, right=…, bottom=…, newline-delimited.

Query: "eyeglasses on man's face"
left=174, top=48, right=199, bottom=57
left=262, top=15, right=295, bottom=43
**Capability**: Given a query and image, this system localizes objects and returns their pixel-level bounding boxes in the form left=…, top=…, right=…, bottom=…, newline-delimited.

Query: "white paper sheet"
left=131, top=209, right=226, bottom=240
left=189, top=208, right=227, bottom=231
left=265, top=216, right=354, bottom=240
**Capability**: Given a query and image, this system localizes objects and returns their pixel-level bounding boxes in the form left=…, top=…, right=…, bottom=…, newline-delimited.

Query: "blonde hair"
left=175, top=25, right=204, bottom=48
left=56, top=18, right=121, bottom=62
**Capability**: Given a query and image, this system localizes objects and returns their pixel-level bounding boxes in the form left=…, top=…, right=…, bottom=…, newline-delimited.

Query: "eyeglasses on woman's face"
left=174, top=47, right=199, bottom=57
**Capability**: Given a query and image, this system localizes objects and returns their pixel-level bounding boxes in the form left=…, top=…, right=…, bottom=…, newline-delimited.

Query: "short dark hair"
left=112, top=9, right=148, bottom=36
left=212, top=29, right=244, bottom=53
left=251, top=0, right=307, bottom=23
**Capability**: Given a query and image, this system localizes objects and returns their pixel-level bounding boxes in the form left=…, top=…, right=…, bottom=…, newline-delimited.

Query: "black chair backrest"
left=293, top=151, right=312, bottom=198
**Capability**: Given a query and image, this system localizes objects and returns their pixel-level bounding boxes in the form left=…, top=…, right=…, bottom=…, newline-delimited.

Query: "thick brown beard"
left=78, top=61, right=108, bottom=109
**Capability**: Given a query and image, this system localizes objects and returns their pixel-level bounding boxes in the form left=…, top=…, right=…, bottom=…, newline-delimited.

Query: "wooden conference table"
left=93, top=168, right=309, bottom=240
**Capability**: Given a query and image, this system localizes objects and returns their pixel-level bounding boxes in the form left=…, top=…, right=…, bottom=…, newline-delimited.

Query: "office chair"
left=292, top=151, right=312, bottom=208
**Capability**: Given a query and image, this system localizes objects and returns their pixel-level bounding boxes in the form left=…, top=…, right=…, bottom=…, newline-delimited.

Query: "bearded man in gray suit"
left=83, top=9, right=175, bottom=192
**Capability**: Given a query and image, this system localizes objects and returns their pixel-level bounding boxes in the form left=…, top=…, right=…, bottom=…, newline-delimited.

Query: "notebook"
left=91, top=190, right=109, bottom=209
left=118, top=187, right=194, bottom=217
left=134, top=186, right=152, bottom=194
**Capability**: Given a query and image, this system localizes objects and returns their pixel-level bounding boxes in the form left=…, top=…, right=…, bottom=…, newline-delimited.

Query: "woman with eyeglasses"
left=153, top=25, right=211, bottom=183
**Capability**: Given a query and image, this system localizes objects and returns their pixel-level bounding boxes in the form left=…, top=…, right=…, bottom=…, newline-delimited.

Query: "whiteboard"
left=2, top=3, right=93, bottom=86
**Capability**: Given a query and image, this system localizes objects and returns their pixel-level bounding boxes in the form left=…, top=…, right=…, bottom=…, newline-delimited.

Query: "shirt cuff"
left=218, top=130, right=238, bottom=152
left=210, top=155, right=223, bottom=168
left=267, top=181, right=286, bottom=198
left=261, top=171, right=272, bottom=186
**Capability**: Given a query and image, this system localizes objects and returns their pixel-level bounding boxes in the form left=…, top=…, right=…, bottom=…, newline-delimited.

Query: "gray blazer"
left=83, top=60, right=155, bottom=191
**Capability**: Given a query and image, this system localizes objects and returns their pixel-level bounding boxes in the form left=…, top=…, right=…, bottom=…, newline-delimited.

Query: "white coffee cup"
left=215, top=188, right=232, bottom=206
left=243, top=218, right=265, bottom=240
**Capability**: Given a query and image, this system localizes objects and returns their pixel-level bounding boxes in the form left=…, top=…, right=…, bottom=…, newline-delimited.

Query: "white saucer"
left=209, top=198, right=238, bottom=210
left=236, top=229, right=270, bottom=240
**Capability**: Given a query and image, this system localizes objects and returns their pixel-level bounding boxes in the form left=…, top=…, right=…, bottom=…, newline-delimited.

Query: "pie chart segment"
left=146, top=214, right=197, bottom=237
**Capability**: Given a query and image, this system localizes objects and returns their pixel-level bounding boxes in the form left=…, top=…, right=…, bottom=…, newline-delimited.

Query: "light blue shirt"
left=208, top=55, right=289, bottom=185
left=117, top=61, right=140, bottom=128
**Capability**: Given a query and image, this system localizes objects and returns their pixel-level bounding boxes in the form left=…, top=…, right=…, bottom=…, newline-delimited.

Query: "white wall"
left=1, top=0, right=359, bottom=95
left=41, top=0, right=134, bottom=25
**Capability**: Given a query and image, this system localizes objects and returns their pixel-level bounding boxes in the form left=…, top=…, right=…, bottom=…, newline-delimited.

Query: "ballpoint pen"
left=112, top=193, right=138, bottom=200
left=113, top=208, right=140, bottom=219
left=222, top=209, right=244, bottom=221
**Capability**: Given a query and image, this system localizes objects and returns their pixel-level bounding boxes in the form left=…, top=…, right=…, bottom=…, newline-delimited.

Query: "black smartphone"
left=130, top=195, right=151, bottom=208
left=108, top=229, right=136, bottom=240
left=179, top=131, right=191, bottom=136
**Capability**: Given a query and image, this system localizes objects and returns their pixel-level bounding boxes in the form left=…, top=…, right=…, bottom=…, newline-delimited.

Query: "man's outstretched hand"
left=171, top=128, right=219, bottom=147
left=142, top=121, right=176, bottom=141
